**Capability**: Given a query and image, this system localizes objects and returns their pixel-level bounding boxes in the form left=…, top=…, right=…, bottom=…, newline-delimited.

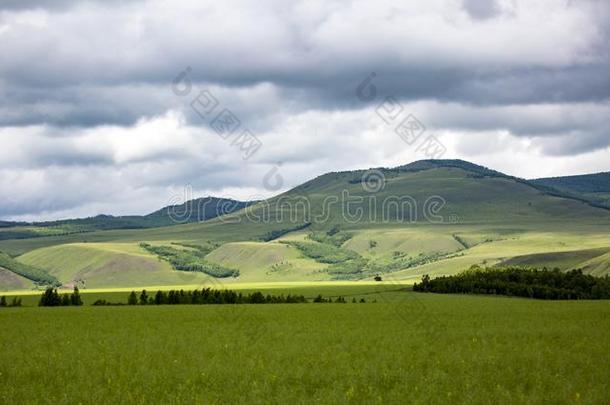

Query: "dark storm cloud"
left=0, top=83, right=178, bottom=127
left=0, top=0, right=608, bottom=130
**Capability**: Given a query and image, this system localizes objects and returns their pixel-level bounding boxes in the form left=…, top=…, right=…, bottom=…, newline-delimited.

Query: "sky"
left=1, top=0, right=609, bottom=221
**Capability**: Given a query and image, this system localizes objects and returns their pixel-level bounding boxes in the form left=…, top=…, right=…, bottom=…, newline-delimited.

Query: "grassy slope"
left=0, top=292, right=608, bottom=403
left=0, top=267, right=34, bottom=291
left=532, top=171, right=610, bottom=208
left=204, top=241, right=328, bottom=282
left=498, top=247, right=610, bottom=270
left=580, top=252, right=610, bottom=277
left=2, top=164, right=610, bottom=289
left=18, top=221, right=606, bottom=289
left=342, top=227, right=463, bottom=257
left=376, top=226, right=610, bottom=281
left=17, top=243, right=218, bottom=289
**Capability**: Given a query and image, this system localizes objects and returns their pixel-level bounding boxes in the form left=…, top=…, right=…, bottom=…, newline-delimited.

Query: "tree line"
left=0, top=296, right=22, bottom=307
left=38, top=287, right=84, bottom=306
left=313, top=294, right=367, bottom=303
left=121, top=288, right=309, bottom=305
left=413, top=266, right=610, bottom=300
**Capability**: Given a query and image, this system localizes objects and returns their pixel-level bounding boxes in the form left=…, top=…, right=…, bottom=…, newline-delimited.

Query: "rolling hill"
left=2, top=159, right=610, bottom=290
left=0, top=197, right=256, bottom=242
left=532, top=172, right=610, bottom=209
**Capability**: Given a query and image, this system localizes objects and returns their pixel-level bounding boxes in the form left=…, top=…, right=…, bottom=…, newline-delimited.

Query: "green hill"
left=531, top=172, right=610, bottom=209
left=0, top=197, right=255, bottom=242
left=17, top=243, right=217, bottom=289
left=222, top=159, right=610, bottom=229
left=2, top=159, right=610, bottom=290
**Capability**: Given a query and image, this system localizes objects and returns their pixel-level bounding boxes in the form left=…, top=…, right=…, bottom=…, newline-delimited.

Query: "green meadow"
left=1, top=287, right=609, bottom=404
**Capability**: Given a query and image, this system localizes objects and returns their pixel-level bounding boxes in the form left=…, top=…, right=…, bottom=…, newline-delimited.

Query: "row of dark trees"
left=413, top=266, right=610, bottom=300
left=39, top=287, right=83, bottom=306
left=125, top=288, right=308, bottom=305
left=0, top=296, right=22, bottom=307
left=312, top=295, right=366, bottom=303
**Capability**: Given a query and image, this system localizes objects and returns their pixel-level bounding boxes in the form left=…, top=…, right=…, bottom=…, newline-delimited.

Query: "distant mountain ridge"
left=0, top=197, right=256, bottom=241
left=146, top=197, right=256, bottom=224
left=531, top=172, right=610, bottom=209
left=533, top=171, right=610, bottom=193
left=0, top=220, right=27, bottom=228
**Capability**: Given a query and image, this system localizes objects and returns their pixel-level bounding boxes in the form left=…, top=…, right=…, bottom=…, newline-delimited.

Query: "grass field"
left=0, top=287, right=608, bottom=403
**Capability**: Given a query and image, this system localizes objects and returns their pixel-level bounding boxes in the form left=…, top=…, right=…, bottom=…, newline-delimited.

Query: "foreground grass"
left=0, top=292, right=609, bottom=404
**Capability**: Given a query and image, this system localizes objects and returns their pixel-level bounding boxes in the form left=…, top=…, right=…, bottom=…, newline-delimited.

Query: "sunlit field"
left=1, top=287, right=608, bottom=403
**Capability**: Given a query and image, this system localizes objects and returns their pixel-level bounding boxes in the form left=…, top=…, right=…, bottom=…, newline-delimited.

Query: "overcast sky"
left=1, top=0, right=609, bottom=221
